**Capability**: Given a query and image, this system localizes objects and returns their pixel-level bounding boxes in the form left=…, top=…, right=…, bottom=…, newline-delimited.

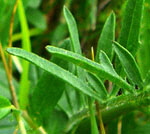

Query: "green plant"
left=0, top=0, right=150, bottom=134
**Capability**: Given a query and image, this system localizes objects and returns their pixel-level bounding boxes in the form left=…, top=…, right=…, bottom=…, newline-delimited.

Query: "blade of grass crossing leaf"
left=18, top=0, right=31, bottom=109
left=46, top=46, right=133, bottom=92
left=6, top=48, right=102, bottom=102
left=113, top=41, right=143, bottom=88
left=96, top=12, right=115, bottom=61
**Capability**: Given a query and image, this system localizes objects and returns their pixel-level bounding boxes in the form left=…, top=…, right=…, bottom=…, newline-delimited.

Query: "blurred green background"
left=0, top=0, right=125, bottom=56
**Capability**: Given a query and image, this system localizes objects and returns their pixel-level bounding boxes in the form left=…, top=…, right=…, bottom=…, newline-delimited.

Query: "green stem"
left=18, top=0, right=31, bottom=109
left=95, top=101, right=106, bottom=134
left=8, top=0, right=19, bottom=80
left=0, top=43, right=27, bottom=134
left=117, top=116, right=122, bottom=134
left=17, top=115, right=27, bottom=134
left=88, top=98, right=99, bottom=134
left=64, top=89, right=150, bottom=133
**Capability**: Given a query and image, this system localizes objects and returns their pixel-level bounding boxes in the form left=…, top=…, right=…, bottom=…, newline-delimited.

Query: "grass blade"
left=96, top=12, right=115, bottom=61
left=113, top=41, right=143, bottom=88
left=46, top=46, right=133, bottom=92
left=6, top=48, right=101, bottom=101
left=18, top=0, right=31, bottom=109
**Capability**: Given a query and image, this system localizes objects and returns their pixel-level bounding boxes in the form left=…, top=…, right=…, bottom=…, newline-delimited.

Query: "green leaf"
left=137, top=0, right=150, bottom=77
left=87, top=0, right=97, bottom=30
left=122, top=112, right=150, bottom=134
left=0, top=63, right=19, bottom=99
left=0, top=63, right=11, bottom=99
left=63, top=6, right=82, bottom=54
left=6, top=48, right=101, bottom=101
left=27, top=0, right=41, bottom=8
left=143, top=70, right=150, bottom=87
left=0, top=0, right=15, bottom=45
left=86, top=73, right=107, bottom=99
left=56, top=39, right=86, bottom=113
left=29, top=40, right=70, bottom=124
left=113, top=41, right=143, bottom=88
left=26, top=8, right=47, bottom=30
left=0, top=114, right=16, bottom=134
left=64, top=6, right=86, bottom=108
left=58, top=84, right=81, bottom=116
left=99, top=51, right=118, bottom=78
left=46, top=46, right=133, bottom=92
left=99, top=50, right=120, bottom=96
left=64, top=7, right=86, bottom=108
left=43, top=110, right=68, bottom=134
left=118, top=0, right=144, bottom=55
left=29, top=73, right=65, bottom=124
left=0, top=96, right=12, bottom=119
left=96, top=12, right=115, bottom=61
left=50, top=24, right=68, bottom=45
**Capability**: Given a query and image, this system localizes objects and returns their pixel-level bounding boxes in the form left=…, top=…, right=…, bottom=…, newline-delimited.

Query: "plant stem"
left=8, top=0, right=19, bottom=79
left=88, top=98, right=99, bottom=134
left=17, top=116, right=27, bottom=134
left=22, top=111, right=47, bottom=134
left=117, top=116, right=122, bottom=134
left=88, top=47, right=99, bottom=134
left=0, top=1, right=27, bottom=132
left=91, top=46, right=106, bottom=133
left=0, top=43, right=27, bottom=134
left=0, top=43, right=18, bottom=108
left=95, top=101, right=106, bottom=134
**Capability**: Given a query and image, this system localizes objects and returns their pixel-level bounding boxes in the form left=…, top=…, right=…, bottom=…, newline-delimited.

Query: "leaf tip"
left=6, top=47, right=12, bottom=54
left=111, top=11, right=115, bottom=17
left=63, top=5, right=68, bottom=14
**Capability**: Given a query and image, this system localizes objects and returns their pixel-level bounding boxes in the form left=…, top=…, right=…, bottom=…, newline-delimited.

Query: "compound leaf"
left=46, top=46, right=133, bottom=92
